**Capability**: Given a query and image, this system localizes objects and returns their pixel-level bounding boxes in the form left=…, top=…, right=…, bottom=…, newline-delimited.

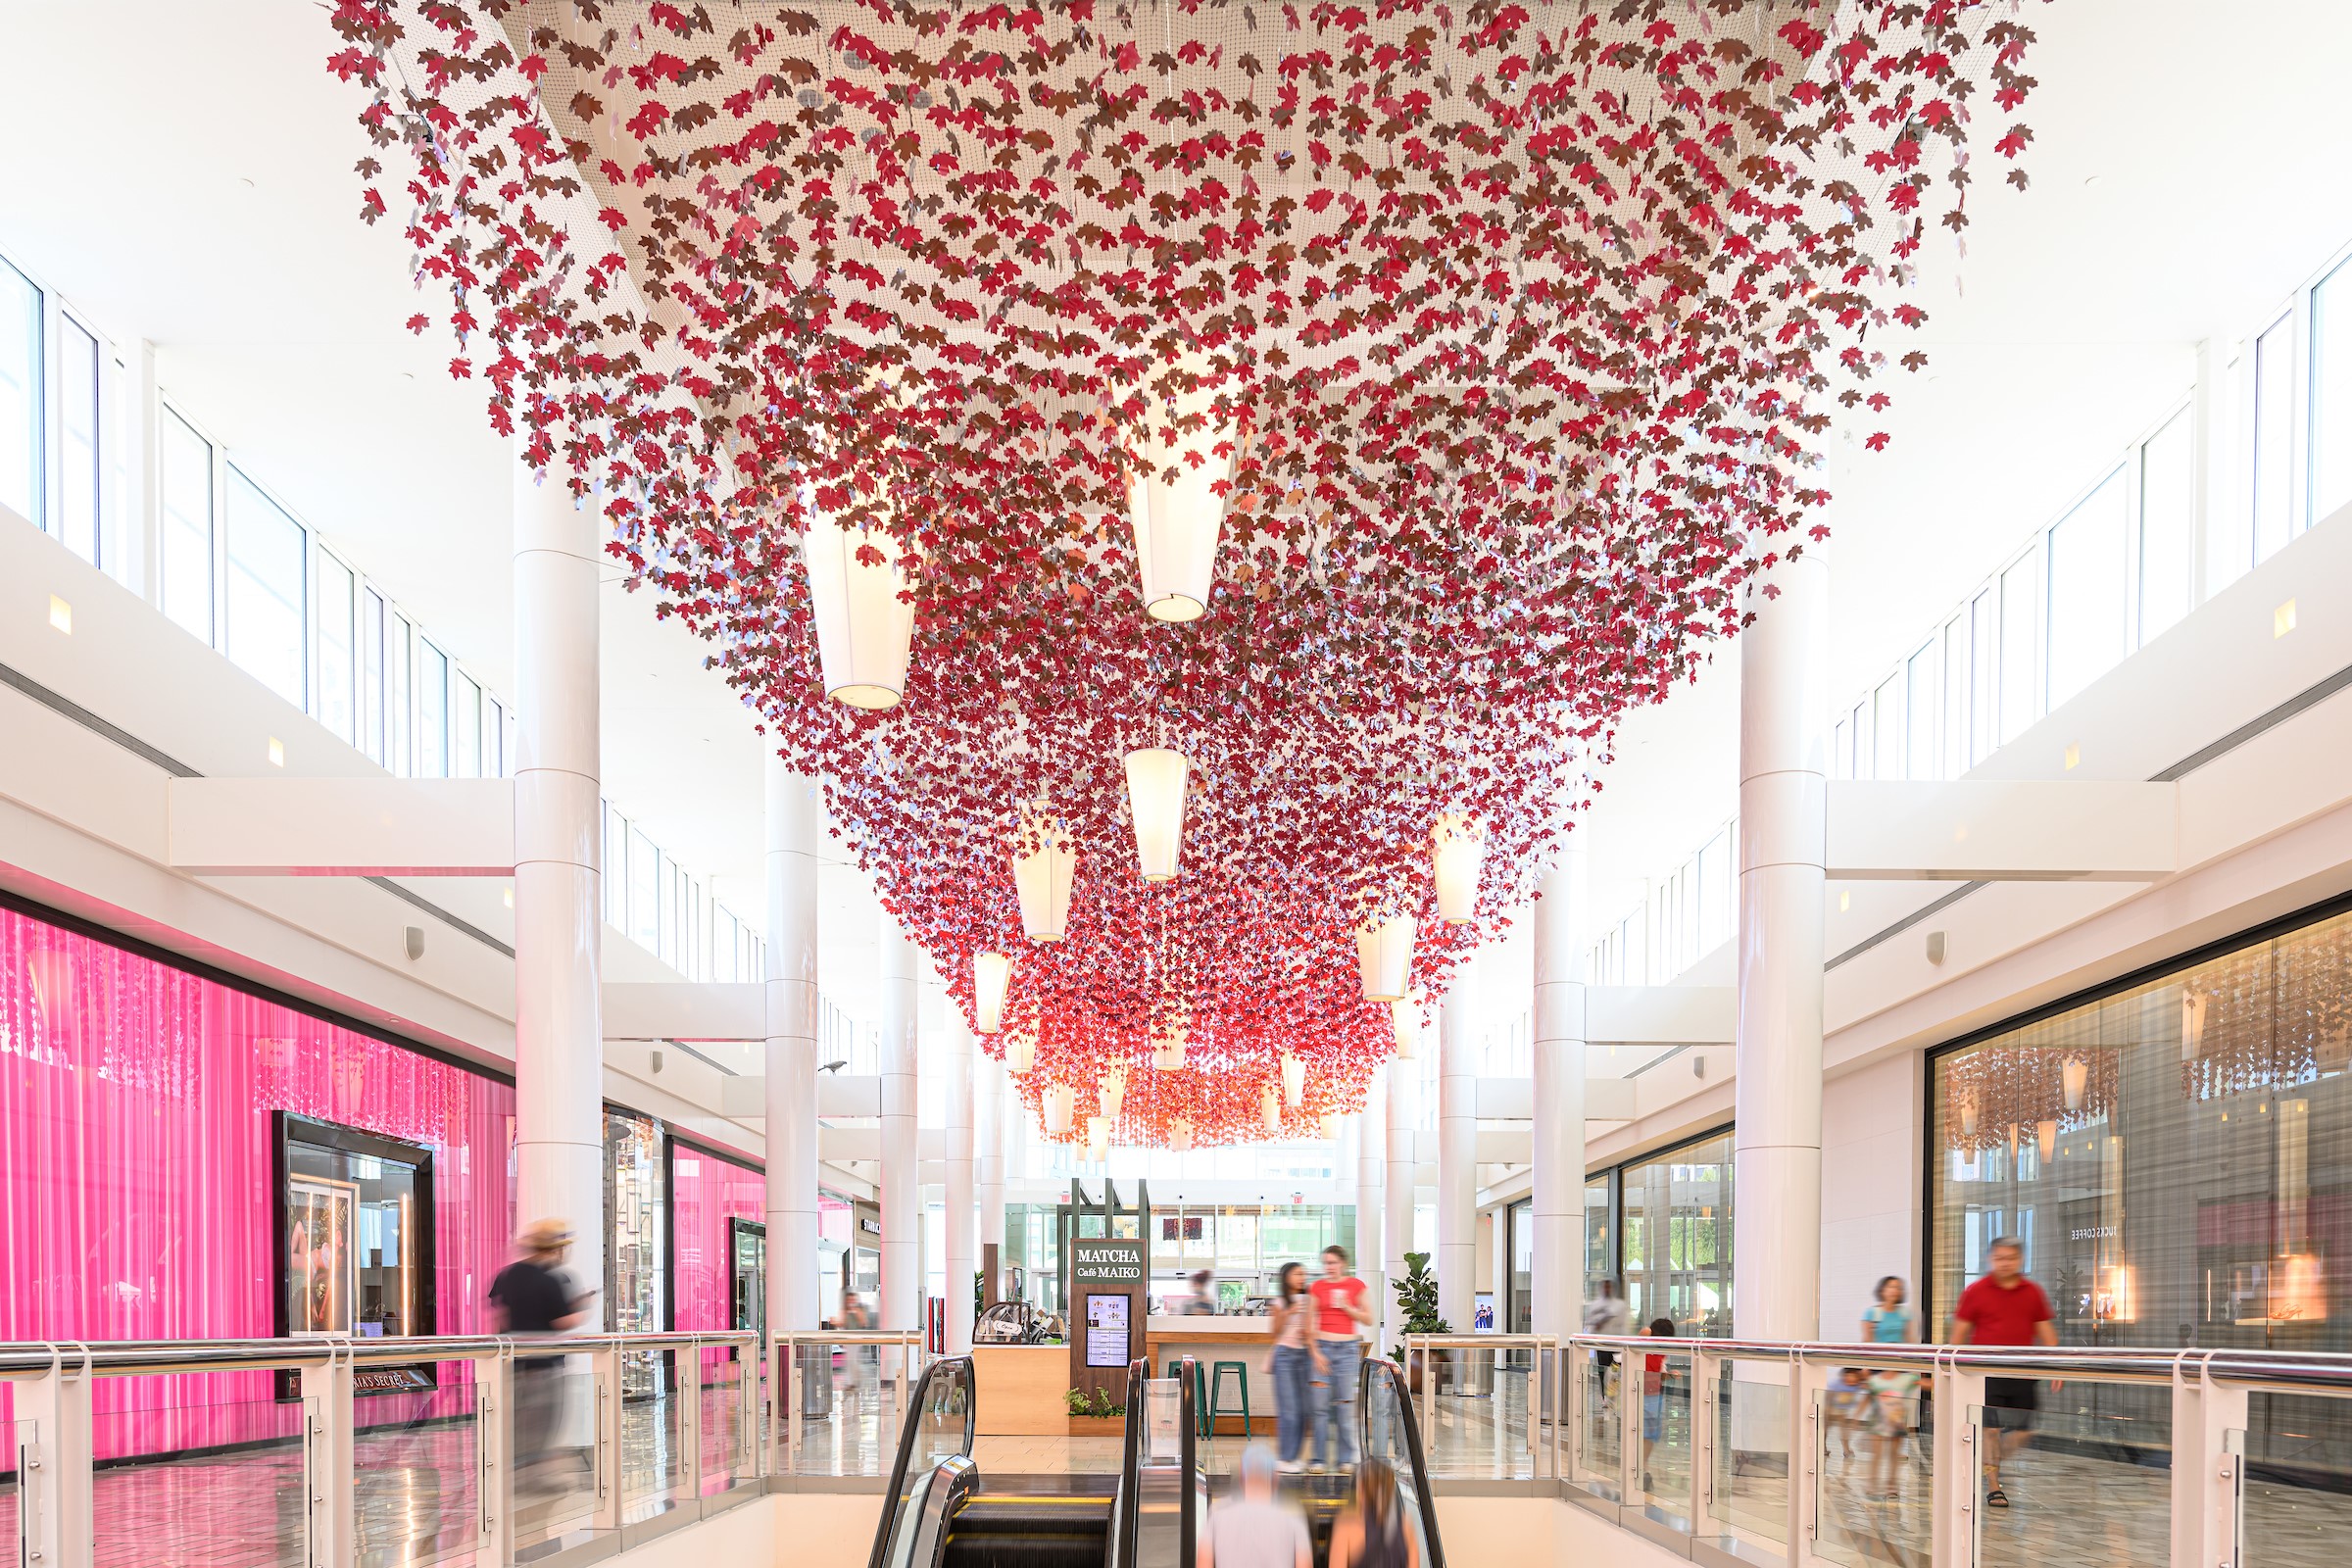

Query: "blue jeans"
left=1272, top=1344, right=1316, bottom=1464
left=1312, top=1340, right=1362, bottom=1467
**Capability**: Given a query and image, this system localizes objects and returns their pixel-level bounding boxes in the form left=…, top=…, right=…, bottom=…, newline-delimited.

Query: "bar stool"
left=1164, top=1358, right=1210, bottom=1438
left=1208, top=1361, right=1252, bottom=1439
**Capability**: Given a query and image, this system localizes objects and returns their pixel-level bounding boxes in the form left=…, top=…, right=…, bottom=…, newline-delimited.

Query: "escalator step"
left=948, top=1496, right=1113, bottom=1536
left=942, top=1536, right=1109, bottom=1568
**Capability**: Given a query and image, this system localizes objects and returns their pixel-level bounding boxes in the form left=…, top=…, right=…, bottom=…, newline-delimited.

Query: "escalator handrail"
left=1179, top=1353, right=1203, bottom=1568
left=866, top=1353, right=977, bottom=1568
left=1110, top=1357, right=1150, bottom=1567
left=888, top=1452, right=979, bottom=1568
left=1358, top=1355, right=1446, bottom=1568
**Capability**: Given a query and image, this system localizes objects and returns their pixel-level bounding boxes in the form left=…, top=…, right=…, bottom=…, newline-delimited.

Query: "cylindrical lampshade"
left=801, top=515, right=915, bottom=710
left=1319, top=1112, right=1343, bottom=1143
left=1124, top=748, right=1191, bottom=881
left=1391, top=998, right=1418, bottom=1060
left=1259, top=1085, right=1283, bottom=1136
left=1004, top=1034, right=1036, bottom=1074
left=2007, top=1123, right=2020, bottom=1161
left=1013, top=819, right=1077, bottom=943
left=1151, top=1026, right=1186, bottom=1071
left=1045, top=1083, right=1075, bottom=1136
left=1280, top=1052, right=1305, bottom=1109
left=1086, top=1114, right=1111, bottom=1164
left=2062, top=1056, right=2087, bottom=1113
left=1127, top=384, right=1232, bottom=622
left=974, top=953, right=1012, bottom=1034
left=1432, top=813, right=1486, bottom=925
left=1100, top=1063, right=1128, bottom=1118
left=2181, top=992, right=2208, bottom=1057
left=1355, top=912, right=1416, bottom=1003
left=24, top=949, right=80, bottom=1052
left=1169, top=1118, right=1194, bottom=1152
left=2035, top=1120, right=2058, bottom=1164
left=1958, top=1093, right=1979, bottom=1139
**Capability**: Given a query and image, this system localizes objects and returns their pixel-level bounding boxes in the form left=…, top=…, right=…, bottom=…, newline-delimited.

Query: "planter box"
left=1066, top=1415, right=1126, bottom=1436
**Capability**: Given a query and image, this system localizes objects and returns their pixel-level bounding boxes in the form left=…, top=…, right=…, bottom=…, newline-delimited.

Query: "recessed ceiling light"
left=48, top=595, right=72, bottom=634
left=268, top=737, right=286, bottom=767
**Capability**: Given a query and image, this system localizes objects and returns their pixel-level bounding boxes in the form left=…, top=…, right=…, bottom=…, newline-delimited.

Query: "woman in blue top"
left=1861, top=1276, right=1919, bottom=1502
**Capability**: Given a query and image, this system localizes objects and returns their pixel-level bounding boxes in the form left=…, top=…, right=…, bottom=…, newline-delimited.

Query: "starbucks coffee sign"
left=1070, top=1238, right=1146, bottom=1285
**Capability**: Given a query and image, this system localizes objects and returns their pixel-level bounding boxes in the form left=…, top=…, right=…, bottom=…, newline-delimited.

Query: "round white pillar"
left=1733, top=545, right=1830, bottom=1340
left=763, top=760, right=822, bottom=1336
left=1384, top=1054, right=1418, bottom=1350
left=1531, top=838, right=1589, bottom=1343
left=1355, top=1071, right=1386, bottom=1350
left=1437, top=957, right=1479, bottom=1335
left=976, top=1053, right=1005, bottom=1302
left=944, top=1006, right=976, bottom=1353
left=511, top=449, right=605, bottom=1325
left=878, top=918, right=921, bottom=1346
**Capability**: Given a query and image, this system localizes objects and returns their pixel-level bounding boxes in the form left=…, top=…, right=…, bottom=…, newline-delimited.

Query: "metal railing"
left=3, top=1331, right=764, bottom=1568
left=773, top=1329, right=932, bottom=1484
left=1390, top=1330, right=2352, bottom=1568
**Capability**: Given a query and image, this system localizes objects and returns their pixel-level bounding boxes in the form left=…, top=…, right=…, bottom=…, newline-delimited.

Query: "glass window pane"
left=1906, top=644, right=1937, bottom=783
left=2312, top=260, right=2352, bottom=526
left=630, top=829, right=660, bottom=950
left=454, top=676, right=481, bottom=778
left=2253, top=313, right=2295, bottom=564
left=1851, top=701, right=1873, bottom=782
left=1970, top=589, right=1996, bottom=765
left=2045, top=470, right=2130, bottom=709
left=1873, top=672, right=1903, bottom=782
left=2138, top=410, right=2195, bottom=645
left=1619, top=1131, right=1734, bottom=1335
left=416, top=641, right=448, bottom=778
left=316, top=555, right=356, bottom=745
left=0, top=258, right=37, bottom=524
left=1941, top=615, right=1968, bottom=780
left=361, top=590, right=386, bottom=764
left=388, top=613, right=413, bottom=777
left=224, top=468, right=308, bottom=709
left=59, top=318, right=100, bottom=564
left=489, top=698, right=507, bottom=778
left=1999, top=555, right=2038, bottom=744
left=1833, top=717, right=1851, bottom=781
left=160, top=411, right=214, bottom=641
left=1697, top=829, right=1730, bottom=953
left=605, top=806, right=625, bottom=926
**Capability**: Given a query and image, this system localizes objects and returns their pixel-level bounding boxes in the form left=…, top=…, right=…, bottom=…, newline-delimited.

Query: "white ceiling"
left=5, top=0, right=2351, bottom=1010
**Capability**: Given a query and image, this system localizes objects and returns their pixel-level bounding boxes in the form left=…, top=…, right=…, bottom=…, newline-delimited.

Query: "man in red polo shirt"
left=1952, top=1236, right=2058, bottom=1510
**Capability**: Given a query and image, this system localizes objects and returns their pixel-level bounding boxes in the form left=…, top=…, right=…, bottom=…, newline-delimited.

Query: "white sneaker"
left=1277, top=1460, right=1303, bottom=1474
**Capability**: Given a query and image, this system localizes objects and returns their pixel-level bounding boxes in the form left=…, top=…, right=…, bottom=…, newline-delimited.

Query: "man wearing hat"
left=494, top=1219, right=594, bottom=1499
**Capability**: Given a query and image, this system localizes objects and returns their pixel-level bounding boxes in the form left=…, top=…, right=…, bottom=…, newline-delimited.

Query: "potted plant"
left=1390, top=1251, right=1452, bottom=1393
left=1065, top=1386, right=1127, bottom=1435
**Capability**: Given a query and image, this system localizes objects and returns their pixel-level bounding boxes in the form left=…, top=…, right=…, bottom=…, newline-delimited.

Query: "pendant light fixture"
left=1319, top=1112, right=1343, bottom=1144
left=2035, top=1120, right=2058, bottom=1165
left=1152, top=1024, right=1187, bottom=1071
left=1280, top=1052, right=1305, bottom=1109
left=2062, top=1056, right=2088, bottom=1114
left=1391, top=998, right=1418, bottom=1061
left=800, top=512, right=916, bottom=710
left=1957, top=1092, right=1979, bottom=1140
left=1124, top=748, right=1191, bottom=881
left=1127, top=367, right=1232, bottom=622
left=1100, top=1063, right=1128, bottom=1118
left=974, top=953, right=1012, bottom=1033
left=1355, top=912, right=1415, bottom=1004
left=1169, top=1118, right=1194, bottom=1152
left=1432, top=813, right=1486, bottom=925
left=1012, top=816, right=1077, bottom=943
left=1086, top=1114, right=1111, bottom=1165
left=2180, top=991, right=2209, bottom=1059
left=1045, top=1083, right=1075, bottom=1136
left=1259, top=1085, right=1283, bottom=1136
left=1004, top=1034, right=1036, bottom=1074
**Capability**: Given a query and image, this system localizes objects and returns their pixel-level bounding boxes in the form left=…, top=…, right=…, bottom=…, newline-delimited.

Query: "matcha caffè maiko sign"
left=1070, top=1239, right=1146, bottom=1286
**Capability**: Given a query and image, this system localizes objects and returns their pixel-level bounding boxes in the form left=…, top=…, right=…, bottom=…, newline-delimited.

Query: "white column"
left=1355, top=1070, right=1386, bottom=1350
left=1531, top=838, right=1589, bottom=1343
left=764, top=760, right=821, bottom=1335
left=1384, top=1054, right=1418, bottom=1350
left=511, top=451, right=605, bottom=1325
left=976, top=1054, right=1005, bottom=1300
left=878, top=918, right=921, bottom=1342
left=1437, top=956, right=1478, bottom=1335
left=1734, top=545, right=1830, bottom=1340
left=944, top=1005, right=976, bottom=1353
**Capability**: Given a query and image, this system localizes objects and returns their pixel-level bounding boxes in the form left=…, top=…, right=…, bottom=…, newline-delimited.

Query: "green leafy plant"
left=1064, top=1387, right=1091, bottom=1416
left=1064, top=1387, right=1124, bottom=1419
left=1091, top=1385, right=1116, bottom=1419
left=1390, top=1250, right=1451, bottom=1361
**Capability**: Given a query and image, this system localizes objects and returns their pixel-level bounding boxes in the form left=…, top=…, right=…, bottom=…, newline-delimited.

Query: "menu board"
left=1084, top=1293, right=1131, bottom=1368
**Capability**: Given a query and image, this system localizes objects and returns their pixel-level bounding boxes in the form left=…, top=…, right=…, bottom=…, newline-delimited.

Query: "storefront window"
left=1931, top=904, right=2352, bottom=1354
left=606, top=1110, right=666, bottom=1336
left=1619, top=1130, right=1734, bottom=1336
left=1585, top=1174, right=1615, bottom=1298
left=1508, top=1199, right=1533, bottom=1334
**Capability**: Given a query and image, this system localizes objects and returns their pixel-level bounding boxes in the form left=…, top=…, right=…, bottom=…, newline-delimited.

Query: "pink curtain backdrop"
left=669, top=1142, right=764, bottom=1333
left=0, top=902, right=515, bottom=1456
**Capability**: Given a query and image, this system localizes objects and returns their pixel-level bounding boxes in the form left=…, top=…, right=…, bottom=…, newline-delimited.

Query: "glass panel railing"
left=1412, top=1343, right=1537, bottom=1480
left=1974, top=1381, right=2171, bottom=1568
left=1572, top=1348, right=1622, bottom=1499
left=784, top=1335, right=924, bottom=1477
left=1633, top=1350, right=1694, bottom=1527
left=354, top=1372, right=479, bottom=1568
left=511, top=1364, right=599, bottom=1558
left=1362, top=1359, right=1444, bottom=1568
left=1813, top=1368, right=1933, bottom=1567
left=2243, top=1390, right=2352, bottom=1561
left=868, top=1358, right=974, bottom=1568
left=91, top=1376, right=311, bottom=1568
left=619, top=1348, right=689, bottom=1524
left=698, top=1347, right=753, bottom=1497
left=1709, top=1361, right=1788, bottom=1546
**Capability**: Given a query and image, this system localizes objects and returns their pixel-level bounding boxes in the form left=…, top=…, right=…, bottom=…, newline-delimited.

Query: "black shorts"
left=1985, top=1378, right=2038, bottom=1425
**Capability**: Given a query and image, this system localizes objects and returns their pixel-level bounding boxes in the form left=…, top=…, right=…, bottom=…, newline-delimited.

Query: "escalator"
left=868, top=1350, right=1441, bottom=1568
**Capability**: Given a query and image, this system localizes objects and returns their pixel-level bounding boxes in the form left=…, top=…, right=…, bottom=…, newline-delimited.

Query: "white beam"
left=1828, top=779, right=2179, bottom=881
left=601, top=981, right=764, bottom=1040
left=1589, top=985, right=1736, bottom=1044
left=166, top=777, right=514, bottom=876
left=729, top=1072, right=1636, bottom=1124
